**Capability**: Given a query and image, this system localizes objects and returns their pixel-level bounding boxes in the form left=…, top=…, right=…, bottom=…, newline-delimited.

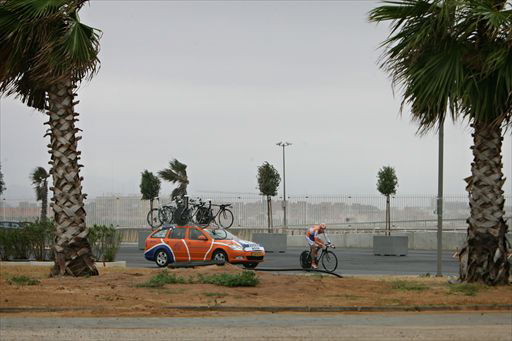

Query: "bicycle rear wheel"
left=321, top=250, right=338, bottom=272
left=158, top=206, right=174, bottom=225
left=300, top=250, right=312, bottom=269
left=173, top=206, right=190, bottom=226
left=217, top=209, right=234, bottom=228
left=195, top=207, right=212, bottom=225
left=147, top=208, right=161, bottom=228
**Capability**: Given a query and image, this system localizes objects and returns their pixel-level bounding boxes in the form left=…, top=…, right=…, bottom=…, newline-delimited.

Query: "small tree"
left=0, top=164, right=5, bottom=196
left=159, top=159, right=189, bottom=200
left=257, top=162, right=281, bottom=232
left=140, top=170, right=161, bottom=223
left=377, top=166, right=398, bottom=236
left=30, top=167, right=50, bottom=222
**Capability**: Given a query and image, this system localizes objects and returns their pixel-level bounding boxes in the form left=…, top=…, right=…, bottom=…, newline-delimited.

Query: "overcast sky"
left=1, top=0, right=511, bottom=201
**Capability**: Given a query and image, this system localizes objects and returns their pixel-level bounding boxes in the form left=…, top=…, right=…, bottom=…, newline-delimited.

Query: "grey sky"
left=1, top=0, right=511, bottom=200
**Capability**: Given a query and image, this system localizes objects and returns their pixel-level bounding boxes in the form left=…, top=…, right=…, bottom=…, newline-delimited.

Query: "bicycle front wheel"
left=321, top=250, right=338, bottom=272
left=147, top=208, right=162, bottom=228
left=217, top=209, right=234, bottom=228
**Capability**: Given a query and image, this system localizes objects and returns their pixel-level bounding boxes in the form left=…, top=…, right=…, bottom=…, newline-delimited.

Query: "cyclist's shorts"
left=306, top=235, right=318, bottom=246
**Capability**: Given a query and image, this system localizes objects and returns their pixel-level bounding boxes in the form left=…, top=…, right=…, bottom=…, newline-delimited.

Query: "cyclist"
left=306, top=223, right=329, bottom=269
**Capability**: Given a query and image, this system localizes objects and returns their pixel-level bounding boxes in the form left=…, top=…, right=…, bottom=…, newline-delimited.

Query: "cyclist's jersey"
left=306, top=225, right=323, bottom=242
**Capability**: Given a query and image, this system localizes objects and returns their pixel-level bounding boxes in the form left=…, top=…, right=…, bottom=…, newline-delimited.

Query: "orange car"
left=144, top=226, right=265, bottom=269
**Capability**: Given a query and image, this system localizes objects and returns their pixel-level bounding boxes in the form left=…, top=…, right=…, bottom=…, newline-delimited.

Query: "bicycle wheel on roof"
left=217, top=208, right=234, bottom=228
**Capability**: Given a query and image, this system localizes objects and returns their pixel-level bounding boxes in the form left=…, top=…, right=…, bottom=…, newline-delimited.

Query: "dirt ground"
left=1, top=264, right=511, bottom=317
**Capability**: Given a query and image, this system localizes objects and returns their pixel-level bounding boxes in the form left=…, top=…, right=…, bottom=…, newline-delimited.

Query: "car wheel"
left=212, top=250, right=228, bottom=263
left=155, top=250, right=169, bottom=268
left=242, top=262, right=258, bottom=269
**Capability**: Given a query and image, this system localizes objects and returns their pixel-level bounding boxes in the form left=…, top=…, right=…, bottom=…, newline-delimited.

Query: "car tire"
left=212, top=250, right=228, bottom=263
left=242, top=262, right=258, bottom=269
left=155, top=249, right=169, bottom=268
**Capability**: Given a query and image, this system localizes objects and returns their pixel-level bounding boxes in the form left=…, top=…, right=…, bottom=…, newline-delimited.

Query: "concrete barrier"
left=252, top=233, right=287, bottom=253
left=122, top=227, right=510, bottom=252
left=373, top=235, right=408, bottom=256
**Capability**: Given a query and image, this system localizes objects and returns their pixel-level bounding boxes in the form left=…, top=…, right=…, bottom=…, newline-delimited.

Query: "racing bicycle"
left=146, top=198, right=176, bottom=229
left=300, top=242, right=338, bottom=272
left=195, top=200, right=234, bottom=228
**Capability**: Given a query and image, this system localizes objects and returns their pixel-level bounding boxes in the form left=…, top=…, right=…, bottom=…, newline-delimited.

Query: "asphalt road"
left=119, top=244, right=460, bottom=276
left=2, top=313, right=511, bottom=340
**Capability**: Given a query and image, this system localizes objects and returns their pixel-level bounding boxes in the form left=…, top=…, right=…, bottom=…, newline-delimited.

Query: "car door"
left=186, top=227, right=212, bottom=260
left=168, top=227, right=189, bottom=262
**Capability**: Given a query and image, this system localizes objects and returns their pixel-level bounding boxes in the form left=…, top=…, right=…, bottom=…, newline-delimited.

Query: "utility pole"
left=436, top=118, right=444, bottom=277
left=276, top=141, right=291, bottom=228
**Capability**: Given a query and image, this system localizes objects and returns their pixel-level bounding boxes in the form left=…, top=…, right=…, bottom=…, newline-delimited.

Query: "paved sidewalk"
left=1, top=312, right=511, bottom=340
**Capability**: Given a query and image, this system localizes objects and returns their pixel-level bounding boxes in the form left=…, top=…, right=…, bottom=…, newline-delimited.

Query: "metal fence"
left=1, top=194, right=511, bottom=231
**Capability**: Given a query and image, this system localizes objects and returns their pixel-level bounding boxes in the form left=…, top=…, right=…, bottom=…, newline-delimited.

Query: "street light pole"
left=276, top=141, right=291, bottom=228
left=436, top=118, right=444, bottom=277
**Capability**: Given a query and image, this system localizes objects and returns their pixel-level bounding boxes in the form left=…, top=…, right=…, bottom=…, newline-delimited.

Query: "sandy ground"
left=1, top=264, right=511, bottom=318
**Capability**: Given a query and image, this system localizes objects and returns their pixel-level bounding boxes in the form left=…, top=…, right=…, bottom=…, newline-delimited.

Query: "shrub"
left=88, top=224, right=122, bottom=262
left=7, top=275, right=40, bottom=286
left=197, top=271, right=259, bottom=287
left=390, top=280, right=428, bottom=291
left=136, top=270, right=186, bottom=288
left=448, top=283, right=481, bottom=296
left=9, top=228, right=31, bottom=260
left=0, top=228, right=16, bottom=260
left=25, top=221, right=54, bottom=261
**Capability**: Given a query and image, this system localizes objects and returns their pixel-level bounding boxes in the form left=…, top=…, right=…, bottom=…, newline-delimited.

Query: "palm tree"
left=0, top=0, right=101, bottom=276
left=257, top=162, right=281, bottom=232
left=158, top=159, right=189, bottom=200
left=31, top=167, right=50, bottom=222
left=369, top=0, right=511, bottom=285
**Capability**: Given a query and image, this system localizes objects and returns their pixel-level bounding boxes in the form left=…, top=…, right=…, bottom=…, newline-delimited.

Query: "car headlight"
left=229, top=244, right=243, bottom=251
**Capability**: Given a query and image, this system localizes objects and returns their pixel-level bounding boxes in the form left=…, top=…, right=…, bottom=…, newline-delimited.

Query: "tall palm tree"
left=369, top=0, right=511, bottom=285
left=0, top=0, right=101, bottom=276
left=31, top=167, right=50, bottom=222
left=158, top=159, right=189, bottom=200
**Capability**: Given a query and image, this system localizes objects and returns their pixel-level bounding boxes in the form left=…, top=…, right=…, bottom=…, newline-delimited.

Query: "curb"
left=0, top=261, right=126, bottom=268
left=1, top=304, right=510, bottom=314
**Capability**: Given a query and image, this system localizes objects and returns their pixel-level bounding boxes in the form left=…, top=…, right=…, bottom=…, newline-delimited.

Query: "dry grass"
left=1, top=265, right=511, bottom=317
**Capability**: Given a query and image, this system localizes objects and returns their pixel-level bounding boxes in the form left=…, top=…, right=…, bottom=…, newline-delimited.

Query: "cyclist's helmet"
left=319, top=223, right=327, bottom=231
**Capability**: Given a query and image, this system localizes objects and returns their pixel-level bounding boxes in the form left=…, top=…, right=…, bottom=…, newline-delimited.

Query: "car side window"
left=152, top=230, right=167, bottom=238
left=170, top=228, right=186, bottom=239
left=189, top=228, right=206, bottom=240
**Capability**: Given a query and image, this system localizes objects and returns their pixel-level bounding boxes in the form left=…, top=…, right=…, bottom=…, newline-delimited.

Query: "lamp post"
left=436, top=118, right=444, bottom=277
left=276, top=141, right=291, bottom=228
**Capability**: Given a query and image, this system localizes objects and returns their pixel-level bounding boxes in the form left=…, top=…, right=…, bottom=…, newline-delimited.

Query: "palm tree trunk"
left=47, top=79, right=98, bottom=277
left=459, top=122, right=509, bottom=285
left=41, top=184, right=48, bottom=222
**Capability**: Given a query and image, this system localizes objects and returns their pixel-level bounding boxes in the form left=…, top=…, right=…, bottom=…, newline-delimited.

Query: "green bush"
left=448, top=283, right=481, bottom=296
left=390, top=280, right=429, bottom=291
left=0, top=222, right=121, bottom=262
left=25, top=221, right=54, bottom=261
left=7, top=275, right=40, bottom=286
left=136, top=270, right=186, bottom=288
left=0, top=229, right=16, bottom=260
left=197, top=271, right=259, bottom=287
left=88, top=224, right=122, bottom=262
